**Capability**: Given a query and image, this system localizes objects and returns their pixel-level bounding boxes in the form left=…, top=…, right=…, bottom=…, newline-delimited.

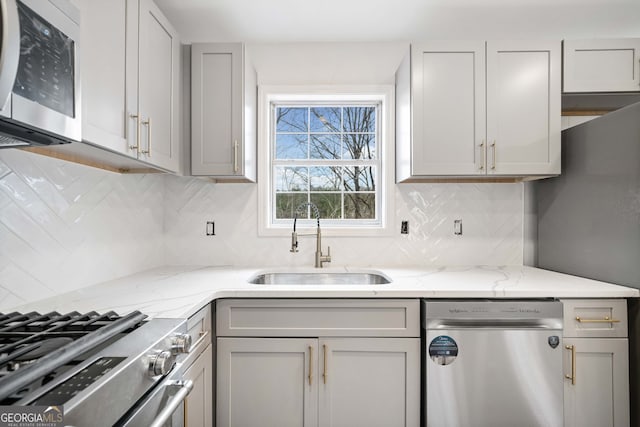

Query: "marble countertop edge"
left=9, top=265, right=640, bottom=319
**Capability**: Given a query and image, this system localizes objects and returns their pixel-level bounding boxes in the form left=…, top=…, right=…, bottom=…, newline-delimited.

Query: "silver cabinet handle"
left=148, top=379, right=194, bottom=427
left=490, top=141, right=496, bottom=170
left=233, top=140, right=239, bottom=173
left=478, top=140, right=485, bottom=170
left=142, top=118, right=152, bottom=156
left=308, top=345, right=313, bottom=386
left=129, top=114, right=141, bottom=153
left=0, top=0, right=20, bottom=109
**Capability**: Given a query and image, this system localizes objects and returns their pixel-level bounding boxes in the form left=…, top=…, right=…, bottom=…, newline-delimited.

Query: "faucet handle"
left=290, top=232, right=299, bottom=253
left=324, top=246, right=331, bottom=264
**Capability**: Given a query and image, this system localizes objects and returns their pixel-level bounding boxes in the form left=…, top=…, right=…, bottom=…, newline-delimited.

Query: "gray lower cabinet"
left=215, top=299, right=420, bottom=427
left=180, top=305, right=213, bottom=427
left=318, top=338, right=420, bottom=427
left=563, top=338, right=629, bottom=427
left=562, top=299, right=630, bottom=427
left=217, top=338, right=317, bottom=427
left=183, top=344, right=213, bottom=427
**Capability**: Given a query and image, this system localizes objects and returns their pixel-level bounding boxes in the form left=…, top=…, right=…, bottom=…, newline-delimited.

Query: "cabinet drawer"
left=562, top=299, right=627, bottom=338
left=187, top=304, right=212, bottom=352
left=216, top=299, right=420, bottom=337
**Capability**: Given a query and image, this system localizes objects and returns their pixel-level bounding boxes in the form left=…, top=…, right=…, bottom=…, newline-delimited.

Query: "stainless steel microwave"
left=0, top=0, right=80, bottom=147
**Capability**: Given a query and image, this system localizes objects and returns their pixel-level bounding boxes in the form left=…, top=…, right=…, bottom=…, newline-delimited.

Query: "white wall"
left=248, top=43, right=408, bottom=85
left=158, top=0, right=640, bottom=43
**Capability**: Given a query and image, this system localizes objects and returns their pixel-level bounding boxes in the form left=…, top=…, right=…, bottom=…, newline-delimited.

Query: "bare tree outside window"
left=273, top=104, right=378, bottom=221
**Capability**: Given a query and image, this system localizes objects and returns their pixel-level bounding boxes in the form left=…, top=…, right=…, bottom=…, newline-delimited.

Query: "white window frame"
left=258, top=85, right=395, bottom=237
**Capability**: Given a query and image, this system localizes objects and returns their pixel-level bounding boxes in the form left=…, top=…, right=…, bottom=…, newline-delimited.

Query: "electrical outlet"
left=401, top=221, right=409, bottom=234
left=454, top=219, right=462, bottom=235
left=206, top=221, right=215, bottom=236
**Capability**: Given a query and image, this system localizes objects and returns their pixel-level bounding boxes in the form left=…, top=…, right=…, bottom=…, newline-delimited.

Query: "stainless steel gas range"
left=0, top=310, right=198, bottom=426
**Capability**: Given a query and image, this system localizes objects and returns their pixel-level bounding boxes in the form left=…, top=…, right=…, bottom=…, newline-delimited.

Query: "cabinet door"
left=138, top=0, right=180, bottom=172
left=191, top=43, right=245, bottom=177
left=486, top=41, right=561, bottom=175
left=183, top=344, right=213, bottom=427
left=411, top=42, right=486, bottom=175
left=564, top=39, right=640, bottom=92
left=78, top=0, right=135, bottom=156
left=564, top=338, right=630, bottom=427
left=318, top=338, right=420, bottom=427
left=217, top=338, right=318, bottom=427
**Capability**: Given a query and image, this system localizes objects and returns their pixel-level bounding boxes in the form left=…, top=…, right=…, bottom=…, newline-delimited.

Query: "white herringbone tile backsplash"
left=0, top=150, right=165, bottom=311
left=163, top=177, right=523, bottom=268
left=0, top=149, right=524, bottom=311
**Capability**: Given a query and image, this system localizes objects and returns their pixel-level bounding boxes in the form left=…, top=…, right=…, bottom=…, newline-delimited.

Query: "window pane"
left=343, top=106, right=375, bottom=132
left=276, top=107, right=308, bottom=132
left=310, top=193, right=342, bottom=219
left=275, top=167, right=308, bottom=192
left=310, top=134, right=341, bottom=160
left=310, top=166, right=341, bottom=191
left=310, top=107, right=340, bottom=132
left=343, top=134, right=376, bottom=160
left=344, top=193, right=375, bottom=219
left=276, top=193, right=308, bottom=219
left=271, top=101, right=380, bottom=227
left=276, top=134, right=308, bottom=159
left=343, top=166, right=375, bottom=191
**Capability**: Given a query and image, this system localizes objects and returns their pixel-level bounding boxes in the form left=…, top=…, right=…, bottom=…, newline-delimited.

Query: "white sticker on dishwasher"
left=429, top=335, right=458, bottom=365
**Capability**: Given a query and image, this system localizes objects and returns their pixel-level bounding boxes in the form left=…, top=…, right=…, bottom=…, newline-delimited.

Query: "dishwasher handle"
left=149, top=379, right=194, bottom=427
left=425, top=319, right=563, bottom=329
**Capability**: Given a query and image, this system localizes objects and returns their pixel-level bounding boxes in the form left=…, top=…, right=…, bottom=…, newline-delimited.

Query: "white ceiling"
left=155, top=0, right=640, bottom=43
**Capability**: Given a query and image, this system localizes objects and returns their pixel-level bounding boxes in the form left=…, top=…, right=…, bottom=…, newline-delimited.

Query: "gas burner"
left=0, top=310, right=147, bottom=404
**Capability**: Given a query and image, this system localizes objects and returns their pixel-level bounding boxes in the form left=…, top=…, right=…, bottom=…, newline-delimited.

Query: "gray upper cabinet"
left=191, top=43, right=257, bottom=181
left=136, top=0, right=181, bottom=172
left=76, top=0, right=129, bottom=155
left=563, top=39, right=640, bottom=93
left=77, top=0, right=181, bottom=173
left=396, top=40, right=561, bottom=180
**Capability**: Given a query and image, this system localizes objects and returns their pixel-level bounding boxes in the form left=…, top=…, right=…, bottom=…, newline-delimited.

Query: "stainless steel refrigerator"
left=535, top=101, right=640, bottom=425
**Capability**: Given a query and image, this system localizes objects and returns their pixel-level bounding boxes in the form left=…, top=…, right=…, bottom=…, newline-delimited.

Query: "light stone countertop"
left=11, top=265, right=640, bottom=319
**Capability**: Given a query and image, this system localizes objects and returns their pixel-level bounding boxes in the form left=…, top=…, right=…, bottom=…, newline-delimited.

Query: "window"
left=258, top=87, right=394, bottom=235
left=274, top=104, right=379, bottom=223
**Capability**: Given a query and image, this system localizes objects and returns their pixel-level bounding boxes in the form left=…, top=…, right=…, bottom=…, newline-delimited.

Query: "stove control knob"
left=171, top=333, right=192, bottom=354
left=148, top=350, right=176, bottom=377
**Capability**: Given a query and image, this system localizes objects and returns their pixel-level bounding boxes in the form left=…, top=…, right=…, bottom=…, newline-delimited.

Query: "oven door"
left=6, top=0, right=81, bottom=141
left=114, top=363, right=194, bottom=427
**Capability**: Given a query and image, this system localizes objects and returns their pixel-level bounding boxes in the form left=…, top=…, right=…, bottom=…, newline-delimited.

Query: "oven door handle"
left=148, top=379, right=194, bottom=427
left=0, top=0, right=20, bottom=109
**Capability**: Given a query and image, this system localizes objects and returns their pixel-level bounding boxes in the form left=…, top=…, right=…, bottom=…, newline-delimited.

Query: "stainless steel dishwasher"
left=423, top=299, right=564, bottom=427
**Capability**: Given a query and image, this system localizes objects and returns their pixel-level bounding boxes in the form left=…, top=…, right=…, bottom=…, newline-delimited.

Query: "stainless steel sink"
left=249, top=271, right=391, bottom=285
